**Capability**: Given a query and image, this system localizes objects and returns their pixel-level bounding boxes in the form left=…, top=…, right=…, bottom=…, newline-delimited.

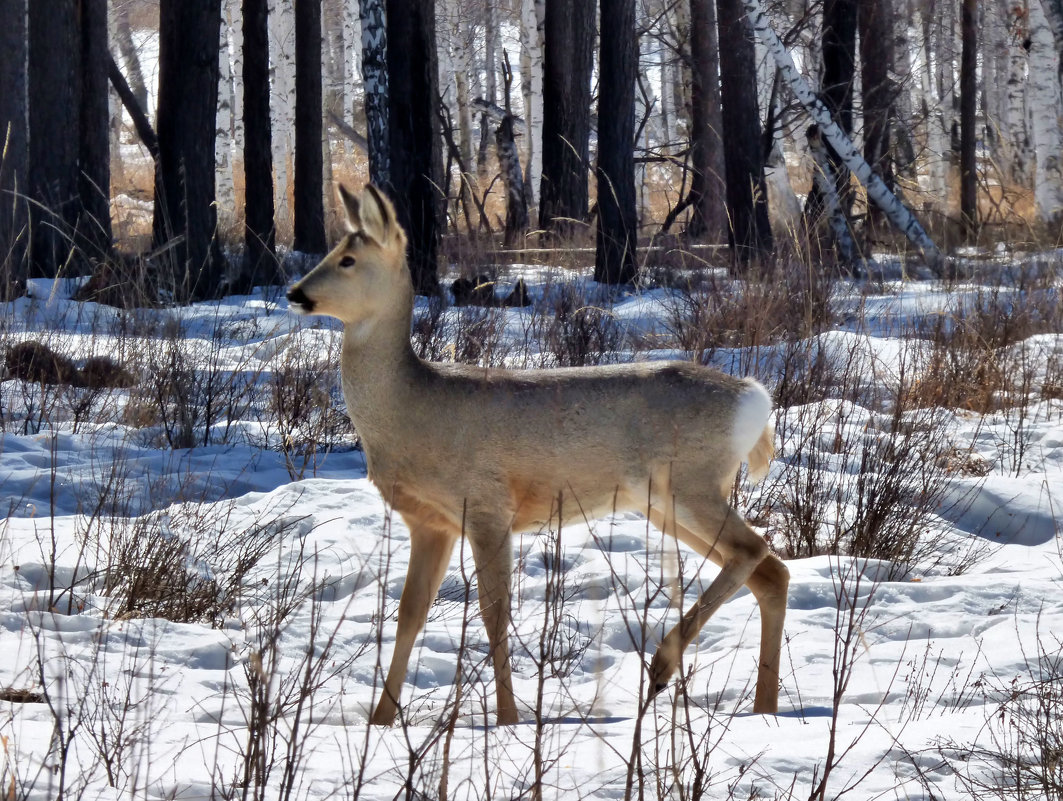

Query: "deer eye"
left=339, top=255, right=356, bottom=268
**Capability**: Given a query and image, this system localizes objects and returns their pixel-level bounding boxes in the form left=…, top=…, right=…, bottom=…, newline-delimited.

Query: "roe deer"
left=286, top=184, right=788, bottom=726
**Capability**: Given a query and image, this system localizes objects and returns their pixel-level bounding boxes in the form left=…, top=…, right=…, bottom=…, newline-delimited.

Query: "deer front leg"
left=466, top=512, right=518, bottom=726
left=372, top=526, right=456, bottom=726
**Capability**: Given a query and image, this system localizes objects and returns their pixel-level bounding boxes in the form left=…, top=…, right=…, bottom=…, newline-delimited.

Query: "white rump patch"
left=730, top=378, right=773, bottom=459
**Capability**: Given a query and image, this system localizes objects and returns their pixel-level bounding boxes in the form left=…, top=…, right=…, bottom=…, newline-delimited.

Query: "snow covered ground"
left=0, top=261, right=1060, bottom=800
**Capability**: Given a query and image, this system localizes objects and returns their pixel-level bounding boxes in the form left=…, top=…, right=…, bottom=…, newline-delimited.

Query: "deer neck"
left=339, top=296, right=425, bottom=440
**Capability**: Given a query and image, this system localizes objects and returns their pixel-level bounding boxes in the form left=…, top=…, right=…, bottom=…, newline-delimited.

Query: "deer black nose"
left=287, top=286, right=314, bottom=312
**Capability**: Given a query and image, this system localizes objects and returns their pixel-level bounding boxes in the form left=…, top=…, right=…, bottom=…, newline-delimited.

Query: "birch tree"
left=216, top=0, right=238, bottom=216
left=113, top=3, right=149, bottom=116
left=742, top=0, right=942, bottom=269
left=1027, top=0, right=1063, bottom=221
left=269, top=0, right=296, bottom=231
left=519, top=0, right=544, bottom=210
left=1000, top=0, right=1032, bottom=185
left=478, top=3, right=500, bottom=176
left=919, top=0, right=952, bottom=201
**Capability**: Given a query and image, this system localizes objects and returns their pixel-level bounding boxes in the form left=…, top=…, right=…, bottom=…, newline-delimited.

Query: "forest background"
left=4, top=0, right=1063, bottom=299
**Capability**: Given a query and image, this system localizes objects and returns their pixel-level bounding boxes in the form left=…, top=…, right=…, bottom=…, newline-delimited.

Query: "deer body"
left=288, top=185, right=788, bottom=726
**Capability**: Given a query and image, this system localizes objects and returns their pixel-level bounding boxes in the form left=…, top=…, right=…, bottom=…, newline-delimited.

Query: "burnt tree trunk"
left=539, top=0, right=594, bottom=237
left=858, top=0, right=895, bottom=185
left=0, top=0, right=28, bottom=293
left=79, top=0, right=112, bottom=261
left=154, top=0, right=225, bottom=300
left=716, top=0, right=773, bottom=262
left=820, top=0, right=857, bottom=207
left=595, top=0, right=638, bottom=284
left=242, top=0, right=279, bottom=287
left=497, top=116, right=529, bottom=247
left=27, top=0, right=81, bottom=276
left=360, top=0, right=389, bottom=187
left=294, top=0, right=327, bottom=255
left=386, top=0, right=441, bottom=293
left=687, top=0, right=728, bottom=242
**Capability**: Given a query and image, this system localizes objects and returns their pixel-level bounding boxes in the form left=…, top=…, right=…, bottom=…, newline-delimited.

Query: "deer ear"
left=358, top=184, right=398, bottom=244
left=338, top=184, right=362, bottom=231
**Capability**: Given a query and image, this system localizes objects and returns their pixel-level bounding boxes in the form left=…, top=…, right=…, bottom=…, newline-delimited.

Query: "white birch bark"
left=1028, top=0, right=1063, bottom=220
left=742, top=0, right=942, bottom=269
left=451, top=19, right=475, bottom=169
left=105, top=6, right=124, bottom=187
left=917, top=29, right=950, bottom=201
left=342, top=0, right=359, bottom=127
left=1004, top=1, right=1032, bottom=184
left=890, top=9, right=918, bottom=179
left=807, top=129, right=857, bottom=265
left=672, top=0, right=691, bottom=139
left=659, top=32, right=676, bottom=146
left=269, top=0, right=296, bottom=233
left=519, top=0, right=544, bottom=209
left=765, top=141, right=802, bottom=238
left=228, top=0, right=244, bottom=153
left=324, top=0, right=346, bottom=119
left=216, top=0, right=238, bottom=216
left=478, top=3, right=499, bottom=176
left=1037, top=0, right=1063, bottom=57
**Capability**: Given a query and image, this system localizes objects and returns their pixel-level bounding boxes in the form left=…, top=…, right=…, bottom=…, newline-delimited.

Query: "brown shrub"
left=5, top=341, right=80, bottom=385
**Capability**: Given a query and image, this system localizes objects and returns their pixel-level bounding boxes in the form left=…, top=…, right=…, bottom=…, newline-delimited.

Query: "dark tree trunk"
left=821, top=0, right=857, bottom=207
left=960, top=0, right=978, bottom=239
left=242, top=0, right=279, bottom=287
left=79, top=0, right=112, bottom=261
left=595, top=0, right=638, bottom=285
left=497, top=116, right=529, bottom=247
left=386, top=0, right=441, bottom=293
left=0, top=0, right=28, bottom=294
left=539, top=0, right=594, bottom=237
left=294, top=0, right=326, bottom=255
left=822, top=0, right=856, bottom=135
left=153, top=0, right=224, bottom=301
left=359, top=0, right=389, bottom=188
left=858, top=0, right=895, bottom=185
left=28, top=0, right=81, bottom=277
left=686, top=0, right=728, bottom=242
left=716, top=0, right=772, bottom=261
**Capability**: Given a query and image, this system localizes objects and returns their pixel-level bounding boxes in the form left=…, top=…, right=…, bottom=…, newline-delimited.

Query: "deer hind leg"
left=746, top=552, right=788, bottom=712
left=465, top=509, right=518, bottom=725
left=372, top=524, right=457, bottom=726
left=647, top=498, right=782, bottom=712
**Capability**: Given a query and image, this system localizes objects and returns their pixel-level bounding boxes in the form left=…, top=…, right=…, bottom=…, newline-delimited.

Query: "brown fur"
left=287, top=184, right=789, bottom=725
